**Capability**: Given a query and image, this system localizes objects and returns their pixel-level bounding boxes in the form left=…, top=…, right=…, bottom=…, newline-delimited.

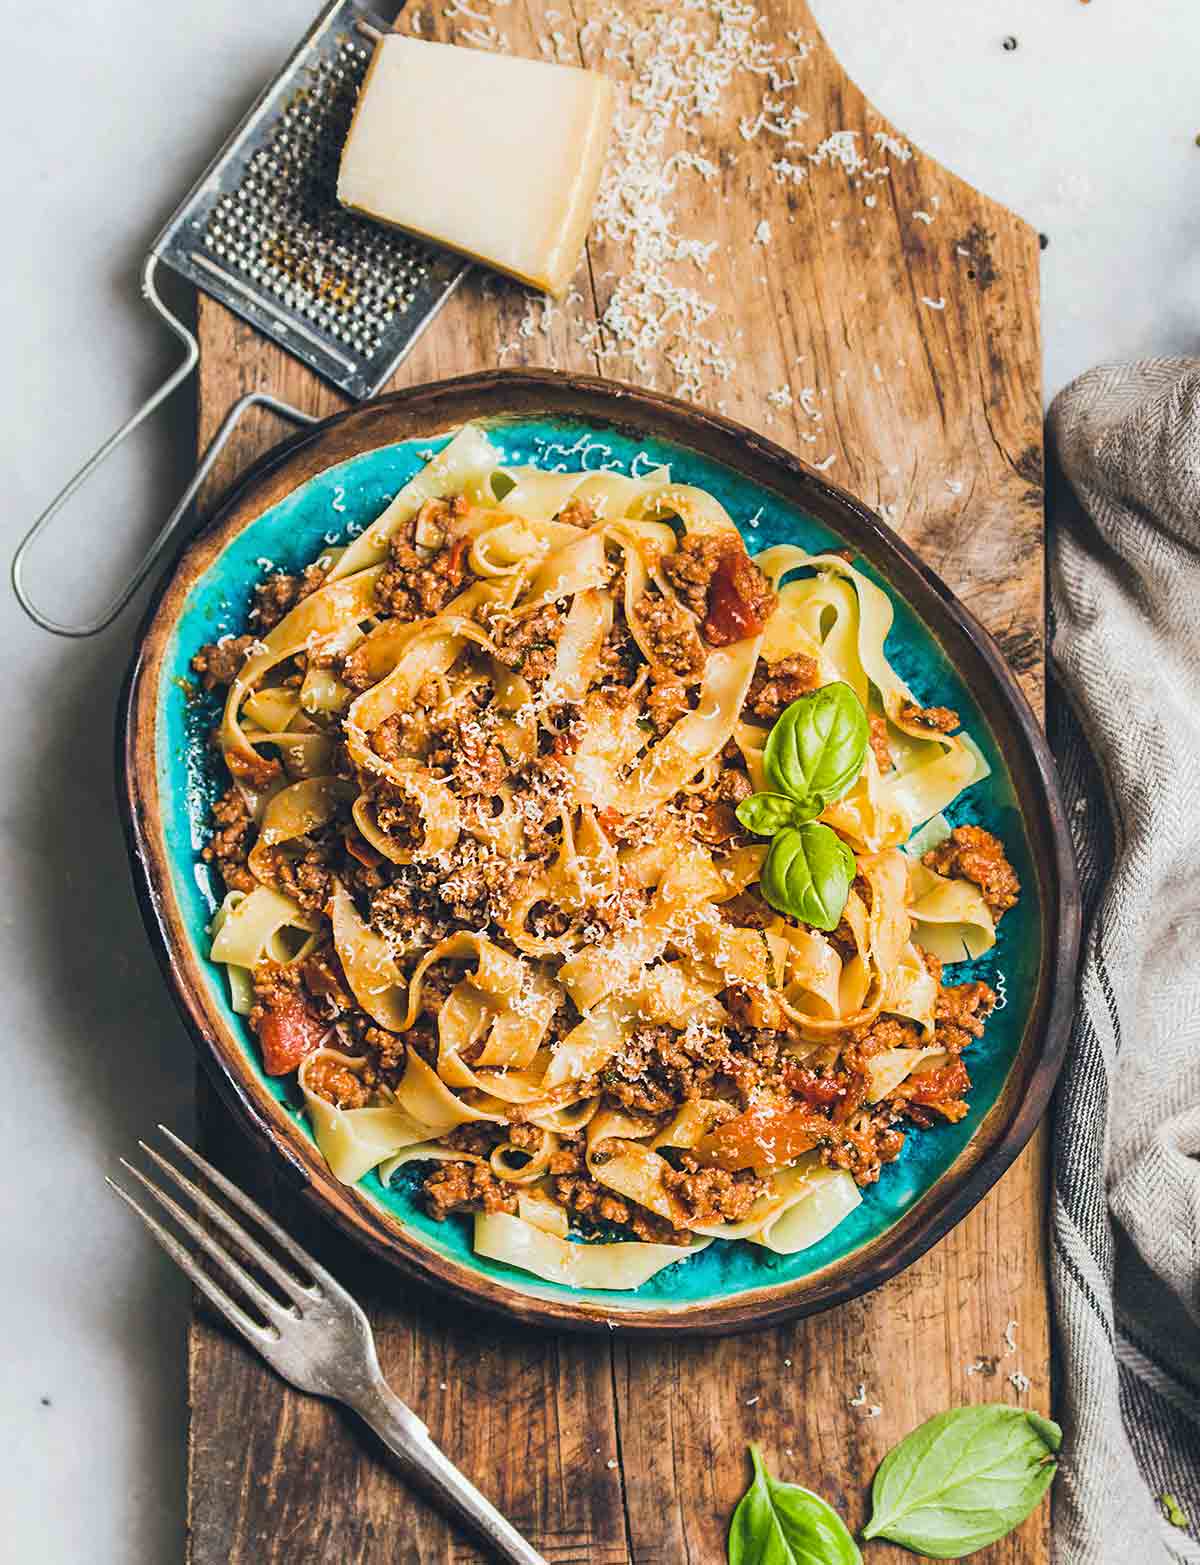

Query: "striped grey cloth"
left=1048, top=358, right=1200, bottom=1564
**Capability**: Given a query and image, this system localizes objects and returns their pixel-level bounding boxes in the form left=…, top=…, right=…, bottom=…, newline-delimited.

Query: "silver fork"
left=108, top=1126, right=547, bottom=1565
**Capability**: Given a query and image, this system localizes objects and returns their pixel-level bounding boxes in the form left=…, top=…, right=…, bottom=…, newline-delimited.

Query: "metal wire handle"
left=11, top=253, right=319, bottom=638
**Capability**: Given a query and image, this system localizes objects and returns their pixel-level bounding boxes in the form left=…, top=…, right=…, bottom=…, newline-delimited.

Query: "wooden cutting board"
left=187, top=3, right=1048, bottom=1560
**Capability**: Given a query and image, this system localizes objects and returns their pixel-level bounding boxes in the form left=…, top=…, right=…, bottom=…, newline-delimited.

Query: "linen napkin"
left=1048, top=358, right=1200, bottom=1564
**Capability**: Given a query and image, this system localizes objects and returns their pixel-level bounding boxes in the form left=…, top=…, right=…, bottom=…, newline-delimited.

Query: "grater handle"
left=11, top=253, right=319, bottom=638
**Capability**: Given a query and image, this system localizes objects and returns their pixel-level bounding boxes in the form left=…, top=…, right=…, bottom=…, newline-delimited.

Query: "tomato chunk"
left=257, top=994, right=327, bottom=1076
left=901, top=1059, right=971, bottom=1106
left=694, top=1104, right=832, bottom=1171
left=702, top=546, right=777, bottom=646
left=785, top=1066, right=846, bottom=1109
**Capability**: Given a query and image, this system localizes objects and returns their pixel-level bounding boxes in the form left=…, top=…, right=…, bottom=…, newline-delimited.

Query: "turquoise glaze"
left=157, top=417, right=1040, bottom=1310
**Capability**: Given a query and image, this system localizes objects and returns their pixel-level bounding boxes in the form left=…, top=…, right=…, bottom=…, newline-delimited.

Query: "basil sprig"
left=862, top=1404, right=1062, bottom=1558
left=736, top=683, right=867, bottom=928
left=762, top=681, right=870, bottom=818
left=728, top=1444, right=862, bottom=1565
left=761, top=824, right=856, bottom=932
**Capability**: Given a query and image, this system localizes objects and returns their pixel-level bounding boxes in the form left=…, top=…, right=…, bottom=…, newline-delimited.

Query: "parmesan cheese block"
left=337, top=37, right=614, bottom=298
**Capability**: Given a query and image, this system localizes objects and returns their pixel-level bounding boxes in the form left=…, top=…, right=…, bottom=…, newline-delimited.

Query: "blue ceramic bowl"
left=120, top=371, right=1078, bottom=1334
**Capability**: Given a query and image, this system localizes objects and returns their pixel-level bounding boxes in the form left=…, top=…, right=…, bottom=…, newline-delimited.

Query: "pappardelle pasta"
left=193, top=428, right=1021, bottom=1291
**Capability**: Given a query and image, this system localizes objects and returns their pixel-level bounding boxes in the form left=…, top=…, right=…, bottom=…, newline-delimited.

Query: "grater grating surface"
left=154, top=0, right=468, bottom=399
left=13, top=0, right=471, bottom=637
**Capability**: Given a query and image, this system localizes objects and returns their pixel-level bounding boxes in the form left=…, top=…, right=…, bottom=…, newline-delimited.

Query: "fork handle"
left=354, top=1383, right=549, bottom=1565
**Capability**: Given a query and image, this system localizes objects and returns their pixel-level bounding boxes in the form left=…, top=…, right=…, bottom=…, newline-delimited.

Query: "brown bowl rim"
left=117, top=367, right=1080, bottom=1336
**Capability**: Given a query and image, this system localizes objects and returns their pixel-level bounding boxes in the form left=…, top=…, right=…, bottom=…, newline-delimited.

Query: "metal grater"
left=13, top=0, right=468, bottom=638
left=158, top=0, right=467, bottom=398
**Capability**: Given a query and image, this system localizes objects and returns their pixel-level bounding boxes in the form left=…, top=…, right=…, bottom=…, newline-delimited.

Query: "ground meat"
left=935, top=979, right=996, bottom=1053
left=303, top=1054, right=372, bottom=1110
left=248, top=958, right=302, bottom=1016
left=922, top=824, right=1021, bottom=920
left=442, top=1122, right=508, bottom=1158
left=635, top=591, right=706, bottom=677
left=416, top=961, right=460, bottom=1023
left=510, top=772, right=570, bottom=859
left=554, top=497, right=597, bottom=527
left=675, top=763, right=753, bottom=847
left=492, top=604, right=566, bottom=685
left=839, top=1013, right=922, bottom=1075
left=662, top=535, right=776, bottom=646
left=224, top=744, right=282, bottom=790
left=745, top=655, right=820, bottom=720
left=822, top=1111, right=907, bottom=1185
left=374, top=498, right=470, bottom=623
left=722, top=1029, right=796, bottom=1110
left=662, top=533, right=724, bottom=618
left=644, top=674, right=691, bottom=735
left=868, top=713, right=892, bottom=772
left=548, top=1136, right=585, bottom=1175
left=265, top=844, right=336, bottom=914
left=719, top=891, right=772, bottom=931
left=340, top=642, right=381, bottom=694
left=856, top=1013, right=921, bottom=1054
left=539, top=701, right=585, bottom=759
left=596, top=618, right=643, bottom=688
left=392, top=1022, right=439, bottom=1071
left=423, top=1161, right=519, bottom=1221
left=526, top=899, right=575, bottom=940
left=507, top=1122, right=544, bottom=1151
left=369, top=779, right=423, bottom=848
left=300, top=944, right=355, bottom=1014
left=368, top=879, right=454, bottom=954
left=340, top=853, right=388, bottom=903
left=899, top=698, right=960, bottom=734
left=333, top=1013, right=407, bottom=1075
left=202, top=785, right=256, bottom=892
left=370, top=713, right=418, bottom=768
left=661, top=1158, right=766, bottom=1223
left=437, top=840, right=522, bottom=924
left=430, top=712, right=508, bottom=797
left=383, top=825, right=522, bottom=930
left=709, top=766, right=753, bottom=804
left=601, top=1022, right=729, bottom=1115
left=552, top=1173, right=690, bottom=1245
left=722, top=982, right=786, bottom=1032
left=191, top=635, right=256, bottom=691
left=252, top=563, right=327, bottom=632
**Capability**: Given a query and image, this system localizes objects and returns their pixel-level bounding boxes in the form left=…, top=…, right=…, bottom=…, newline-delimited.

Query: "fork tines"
left=106, top=1125, right=326, bottom=1345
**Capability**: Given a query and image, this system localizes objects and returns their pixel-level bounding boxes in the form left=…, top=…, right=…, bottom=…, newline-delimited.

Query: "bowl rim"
left=117, top=367, right=1080, bottom=1335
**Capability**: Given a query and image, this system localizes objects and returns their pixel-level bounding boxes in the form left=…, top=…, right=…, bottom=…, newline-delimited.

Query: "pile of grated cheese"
left=571, top=2, right=817, bottom=398
left=428, top=0, right=922, bottom=411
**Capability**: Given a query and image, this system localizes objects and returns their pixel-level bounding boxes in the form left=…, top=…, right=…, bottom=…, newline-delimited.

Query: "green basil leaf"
left=728, top=1444, right=861, bottom=1565
left=763, top=683, right=869, bottom=816
left=736, top=792, right=805, bottom=836
left=862, top=1404, right=1062, bottom=1559
left=760, top=823, right=855, bottom=931
left=1161, top=1493, right=1190, bottom=1530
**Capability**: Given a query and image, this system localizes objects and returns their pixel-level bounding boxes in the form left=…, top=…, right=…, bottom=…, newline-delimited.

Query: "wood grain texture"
left=187, top=1, right=1049, bottom=1559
